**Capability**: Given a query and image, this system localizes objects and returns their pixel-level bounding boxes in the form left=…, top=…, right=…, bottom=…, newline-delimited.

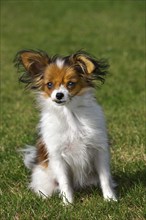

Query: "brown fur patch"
left=76, top=55, right=95, bottom=74
left=15, top=50, right=109, bottom=90
left=20, top=51, right=49, bottom=71
left=42, top=64, right=89, bottom=97
left=36, top=139, right=49, bottom=168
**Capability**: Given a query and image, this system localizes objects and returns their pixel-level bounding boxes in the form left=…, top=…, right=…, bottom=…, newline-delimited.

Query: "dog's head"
left=14, top=50, right=109, bottom=105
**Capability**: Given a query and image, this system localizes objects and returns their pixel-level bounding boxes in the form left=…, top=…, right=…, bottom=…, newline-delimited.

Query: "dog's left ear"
left=73, top=53, right=96, bottom=74
left=70, top=51, right=109, bottom=83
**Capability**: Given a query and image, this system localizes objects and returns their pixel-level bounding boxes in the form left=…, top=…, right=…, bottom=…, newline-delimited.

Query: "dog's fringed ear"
left=70, top=51, right=109, bottom=84
left=14, top=50, right=50, bottom=89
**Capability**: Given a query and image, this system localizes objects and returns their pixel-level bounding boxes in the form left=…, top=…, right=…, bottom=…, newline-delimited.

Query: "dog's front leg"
left=95, top=149, right=117, bottom=201
left=52, top=157, right=73, bottom=204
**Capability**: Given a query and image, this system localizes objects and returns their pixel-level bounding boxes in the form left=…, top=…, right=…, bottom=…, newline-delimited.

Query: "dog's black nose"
left=56, top=92, right=64, bottom=100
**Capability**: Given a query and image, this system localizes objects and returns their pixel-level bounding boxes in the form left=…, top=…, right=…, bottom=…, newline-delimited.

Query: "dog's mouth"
left=54, top=100, right=66, bottom=105
left=52, top=96, right=72, bottom=105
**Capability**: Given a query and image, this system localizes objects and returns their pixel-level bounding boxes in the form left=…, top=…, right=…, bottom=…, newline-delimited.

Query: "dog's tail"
left=19, top=146, right=37, bottom=170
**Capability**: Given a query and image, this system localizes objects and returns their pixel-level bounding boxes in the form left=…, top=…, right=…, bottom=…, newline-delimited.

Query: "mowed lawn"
left=1, top=0, right=145, bottom=219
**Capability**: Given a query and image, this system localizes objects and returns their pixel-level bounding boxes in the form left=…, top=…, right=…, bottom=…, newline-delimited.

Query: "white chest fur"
left=38, top=91, right=108, bottom=187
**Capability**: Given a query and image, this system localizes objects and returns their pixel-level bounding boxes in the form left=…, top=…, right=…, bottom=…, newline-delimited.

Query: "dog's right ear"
left=14, top=50, right=50, bottom=89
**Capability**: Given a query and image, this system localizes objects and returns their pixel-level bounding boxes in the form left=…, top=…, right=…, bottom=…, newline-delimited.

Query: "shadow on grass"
left=74, top=167, right=146, bottom=202
left=75, top=186, right=102, bottom=203
left=114, top=168, right=146, bottom=198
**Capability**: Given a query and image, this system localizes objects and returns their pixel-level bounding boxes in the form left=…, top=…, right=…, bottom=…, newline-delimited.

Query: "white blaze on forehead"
left=56, top=58, right=65, bottom=69
left=59, top=85, right=68, bottom=93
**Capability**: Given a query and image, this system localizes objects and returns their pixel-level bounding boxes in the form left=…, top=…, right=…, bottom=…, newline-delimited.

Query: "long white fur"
left=24, top=87, right=117, bottom=204
left=56, top=58, right=65, bottom=69
left=20, top=146, right=36, bottom=169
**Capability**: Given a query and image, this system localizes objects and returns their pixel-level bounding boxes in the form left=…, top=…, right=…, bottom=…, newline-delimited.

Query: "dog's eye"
left=67, top=81, right=76, bottom=89
left=47, top=82, right=53, bottom=89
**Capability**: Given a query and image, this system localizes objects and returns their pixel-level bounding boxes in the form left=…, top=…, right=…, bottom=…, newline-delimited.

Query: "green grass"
left=1, top=0, right=145, bottom=219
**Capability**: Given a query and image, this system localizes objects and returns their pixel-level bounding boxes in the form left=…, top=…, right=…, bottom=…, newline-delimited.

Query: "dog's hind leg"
left=21, top=143, right=57, bottom=198
left=29, top=164, right=57, bottom=198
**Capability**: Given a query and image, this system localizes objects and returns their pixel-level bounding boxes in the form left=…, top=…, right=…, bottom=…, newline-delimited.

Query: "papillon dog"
left=14, top=50, right=117, bottom=204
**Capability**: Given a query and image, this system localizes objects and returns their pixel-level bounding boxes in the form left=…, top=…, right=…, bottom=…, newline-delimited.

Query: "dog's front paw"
left=103, top=191, right=118, bottom=202
left=60, top=191, right=74, bottom=205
